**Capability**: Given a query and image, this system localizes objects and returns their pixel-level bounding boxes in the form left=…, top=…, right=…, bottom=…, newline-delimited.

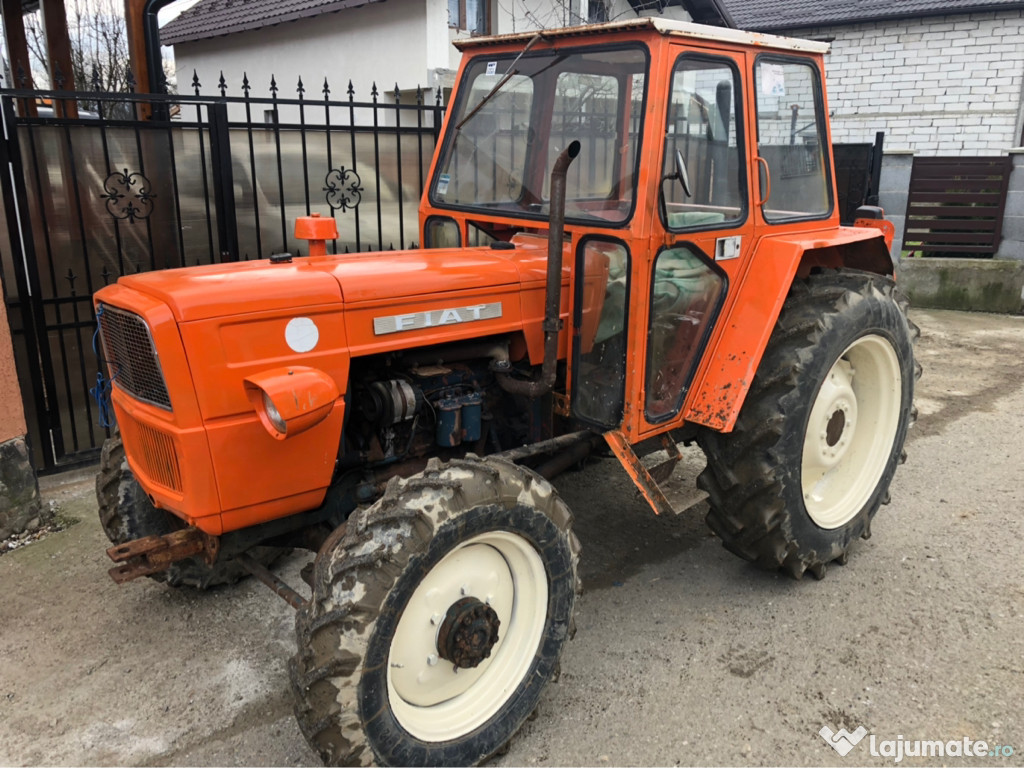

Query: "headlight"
left=262, top=392, right=287, bottom=434
left=244, top=366, right=340, bottom=440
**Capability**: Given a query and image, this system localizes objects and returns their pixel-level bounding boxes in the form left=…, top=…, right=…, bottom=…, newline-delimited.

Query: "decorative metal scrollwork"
left=324, top=166, right=362, bottom=212
left=101, top=169, right=156, bottom=223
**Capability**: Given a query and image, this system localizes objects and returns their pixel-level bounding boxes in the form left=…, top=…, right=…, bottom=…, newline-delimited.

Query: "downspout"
left=497, top=139, right=581, bottom=397
left=142, top=0, right=177, bottom=94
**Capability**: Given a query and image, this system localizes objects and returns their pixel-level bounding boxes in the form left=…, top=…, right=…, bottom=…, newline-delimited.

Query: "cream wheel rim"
left=801, top=334, right=902, bottom=529
left=386, top=530, right=548, bottom=741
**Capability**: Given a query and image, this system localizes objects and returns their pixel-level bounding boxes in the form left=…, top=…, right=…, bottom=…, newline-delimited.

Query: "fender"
left=682, top=226, right=892, bottom=432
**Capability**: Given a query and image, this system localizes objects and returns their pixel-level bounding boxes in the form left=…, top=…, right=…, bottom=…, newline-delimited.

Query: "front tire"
left=698, top=269, right=919, bottom=579
left=290, top=457, right=580, bottom=766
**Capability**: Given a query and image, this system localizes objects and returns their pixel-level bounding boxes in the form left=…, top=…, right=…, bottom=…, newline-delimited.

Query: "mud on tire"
left=697, top=269, right=920, bottom=579
left=290, top=456, right=580, bottom=767
left=96, top=434, right=285, bottom=589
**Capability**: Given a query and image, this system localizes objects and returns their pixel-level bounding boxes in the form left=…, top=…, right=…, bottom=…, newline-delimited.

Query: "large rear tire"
left=96, top=434, right=285, bottom=588
left=290, top=456, right=580, bottom=766
left=697, top=269, right=919, bottom=579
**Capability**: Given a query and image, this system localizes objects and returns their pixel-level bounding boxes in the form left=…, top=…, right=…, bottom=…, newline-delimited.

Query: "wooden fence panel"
left=903, top=156, right=1012, bottom=257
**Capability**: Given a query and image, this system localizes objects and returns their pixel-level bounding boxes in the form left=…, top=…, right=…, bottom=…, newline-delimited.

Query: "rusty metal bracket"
left=106, top=527, right=220, bottom=584
left=605, top=430, right=709, bottom=517
left=605, top=430, right=677, bottom=516
left=236, top=553, right=307, bottom=610
left=647, top=433, right=683, bottom=485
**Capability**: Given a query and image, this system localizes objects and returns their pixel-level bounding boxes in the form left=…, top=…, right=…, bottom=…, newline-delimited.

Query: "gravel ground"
left=0, top=307, right=1021, bottom=767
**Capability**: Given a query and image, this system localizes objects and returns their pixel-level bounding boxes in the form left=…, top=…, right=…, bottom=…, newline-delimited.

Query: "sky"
left=0, top=0, right=203, bottom=87
left=158, top=0, right=201, bottom=26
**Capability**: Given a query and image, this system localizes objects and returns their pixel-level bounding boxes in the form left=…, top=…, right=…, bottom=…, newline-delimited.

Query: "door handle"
left=755, top=156, right=771, bottom=208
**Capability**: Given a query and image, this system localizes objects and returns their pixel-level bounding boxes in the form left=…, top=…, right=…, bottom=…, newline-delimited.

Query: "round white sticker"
left=285, top=317, right=319, bottom=353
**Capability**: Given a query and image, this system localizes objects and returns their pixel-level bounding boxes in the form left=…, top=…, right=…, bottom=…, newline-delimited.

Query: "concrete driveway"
left=1, top=308, right=1022, bottom=767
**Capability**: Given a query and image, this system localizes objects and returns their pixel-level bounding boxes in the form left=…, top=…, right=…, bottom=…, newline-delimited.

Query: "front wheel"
left=290, top=457, right=580, bottom=766
left=698, top=269, right=919, bottom=579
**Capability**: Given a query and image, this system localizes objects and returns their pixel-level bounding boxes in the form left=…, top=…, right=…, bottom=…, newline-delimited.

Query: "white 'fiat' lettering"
left=395, top=314, right=418, bottom=330
left=438, top=308, right=461, bottom=325
left=372, top=302, right=503, bottom=335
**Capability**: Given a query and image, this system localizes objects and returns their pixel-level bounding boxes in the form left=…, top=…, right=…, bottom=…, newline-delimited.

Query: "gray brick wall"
left=785, top=11, right=1024, bottom=155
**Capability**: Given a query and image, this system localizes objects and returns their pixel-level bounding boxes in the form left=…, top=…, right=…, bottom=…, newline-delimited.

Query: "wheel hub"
left=437, top=597, right=500, bottom=669
left=825, top=408, right=846, bottom=447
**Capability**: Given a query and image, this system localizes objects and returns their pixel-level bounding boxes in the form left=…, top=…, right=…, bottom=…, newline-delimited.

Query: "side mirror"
left=669, top=149, right=692, bottom=198
left=659, top=148, right=692, bottom=225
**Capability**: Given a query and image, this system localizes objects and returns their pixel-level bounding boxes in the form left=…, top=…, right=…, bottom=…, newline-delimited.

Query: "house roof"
left=160, top=0, right=733, bottom=44
left=720, top=0, right=1024, bottom=32
left=160, top=0, right=1024, bottom=46
left=160, top=0, right=384, bottom=45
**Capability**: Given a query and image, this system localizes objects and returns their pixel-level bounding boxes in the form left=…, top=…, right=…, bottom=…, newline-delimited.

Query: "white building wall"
left=171, top=0, right=433, bottom=107
left=170, top=0, right=695, bottom=118
left=786, top=10, right=1024, bottom=155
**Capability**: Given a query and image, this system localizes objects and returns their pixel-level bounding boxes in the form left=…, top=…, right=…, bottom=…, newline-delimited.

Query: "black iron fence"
left=0, top=76, right=445, bottom=471
left=833, top=131, right=884, bottom=225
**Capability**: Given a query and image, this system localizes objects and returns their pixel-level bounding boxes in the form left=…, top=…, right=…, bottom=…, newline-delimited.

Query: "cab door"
left=639, top=49, right=747, bottom=426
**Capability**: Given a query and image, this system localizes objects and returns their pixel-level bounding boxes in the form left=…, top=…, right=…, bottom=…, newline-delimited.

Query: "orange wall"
left=0, top=296, right=27, bottom=444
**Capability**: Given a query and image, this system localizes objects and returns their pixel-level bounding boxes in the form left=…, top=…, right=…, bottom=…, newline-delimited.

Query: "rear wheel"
left=290, top=457, right=580, bottom=766
left=698, top=269, right=919, bottom=579
left=96, top=434, right=285, bottom=588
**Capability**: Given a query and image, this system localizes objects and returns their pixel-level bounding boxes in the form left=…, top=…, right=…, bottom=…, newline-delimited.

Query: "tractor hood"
left=322, top=247, right=523, bottom=304
left=116, top=247, right=531, bottom=322
left=117, top=260, right=343, bottom=323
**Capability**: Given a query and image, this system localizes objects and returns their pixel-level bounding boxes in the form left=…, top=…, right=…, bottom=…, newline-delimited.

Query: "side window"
left=664, top=56, right=745, bottom=230
left=754, top=58, right=832, bottom=221
left=572, top=240, right=630, bottom=427
left=645, top=245, right=725, bottom=422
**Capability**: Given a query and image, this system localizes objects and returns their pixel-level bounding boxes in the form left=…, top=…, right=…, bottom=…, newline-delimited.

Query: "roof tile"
left=161, top=0, right=382, bottom=45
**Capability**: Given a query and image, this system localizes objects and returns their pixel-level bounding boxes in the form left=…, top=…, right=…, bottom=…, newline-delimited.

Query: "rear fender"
left=682, top=228, right=892, bottom=433
left=796, top=231, right=894, bottom=279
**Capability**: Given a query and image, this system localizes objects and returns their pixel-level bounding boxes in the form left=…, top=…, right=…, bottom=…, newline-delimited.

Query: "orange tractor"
left=94, top=18, right=917, bottom=767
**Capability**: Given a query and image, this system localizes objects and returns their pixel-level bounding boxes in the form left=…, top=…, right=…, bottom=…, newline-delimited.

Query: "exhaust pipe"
left=498, top=140, right=581, bottom=397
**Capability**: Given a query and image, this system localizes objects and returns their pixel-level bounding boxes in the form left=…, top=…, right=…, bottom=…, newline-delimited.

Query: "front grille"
left=97, top=304, right=172, bottom=410
left=134, top=421, right=183, bottom=492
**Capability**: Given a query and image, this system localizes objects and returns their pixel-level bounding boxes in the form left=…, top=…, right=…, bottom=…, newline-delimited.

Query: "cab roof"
left=453, top=17, right=830, bottom=55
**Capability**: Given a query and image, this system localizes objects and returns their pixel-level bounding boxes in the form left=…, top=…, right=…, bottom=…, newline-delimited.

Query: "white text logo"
left=819, top=725, right=868, bottom=756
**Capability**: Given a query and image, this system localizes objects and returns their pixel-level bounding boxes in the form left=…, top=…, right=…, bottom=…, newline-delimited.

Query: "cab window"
left=644, top=245, right=726, bottom=421
left=754, top=58, right=832, bottom=221
left=663, top=56, right=746, bottom=231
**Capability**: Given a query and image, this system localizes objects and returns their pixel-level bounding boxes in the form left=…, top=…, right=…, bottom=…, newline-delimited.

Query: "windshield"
left=431, top=46, right=648, bottom=225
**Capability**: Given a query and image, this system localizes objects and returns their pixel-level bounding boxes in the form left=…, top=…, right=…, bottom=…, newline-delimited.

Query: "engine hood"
left=321, top=247, right=523, bottom=304
left=115, top=246, right=537, bottom=321
left=118, top=260, right=344, bottom=322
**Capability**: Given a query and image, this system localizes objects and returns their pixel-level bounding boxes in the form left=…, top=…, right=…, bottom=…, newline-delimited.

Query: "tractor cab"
left=419, top=19, right=865, bottom=444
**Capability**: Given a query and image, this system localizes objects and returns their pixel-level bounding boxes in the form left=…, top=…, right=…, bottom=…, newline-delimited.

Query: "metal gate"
left=0, top=78, right=445, bottom=472
left=833, top=131, right=884, bottom=225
